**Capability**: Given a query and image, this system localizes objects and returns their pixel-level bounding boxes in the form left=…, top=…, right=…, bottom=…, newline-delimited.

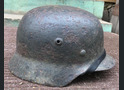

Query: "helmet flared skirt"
left=9, top=52, right=115, bottom=87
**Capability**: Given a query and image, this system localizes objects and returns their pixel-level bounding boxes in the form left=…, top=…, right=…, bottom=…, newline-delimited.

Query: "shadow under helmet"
left=9, top=5, right=115, bottom=87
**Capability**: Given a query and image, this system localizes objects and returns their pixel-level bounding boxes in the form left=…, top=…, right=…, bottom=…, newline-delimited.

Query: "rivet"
left=80, top=49, right=86, bottom=56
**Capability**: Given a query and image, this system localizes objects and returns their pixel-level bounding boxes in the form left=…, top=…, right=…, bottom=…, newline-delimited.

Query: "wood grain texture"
left=112, top=4, right=119, bottom=16
left=110, top=0, right=119, bottom=34
left=4, top=26, right=119, bottom=90
left=110, top=15, right=119, bottom=32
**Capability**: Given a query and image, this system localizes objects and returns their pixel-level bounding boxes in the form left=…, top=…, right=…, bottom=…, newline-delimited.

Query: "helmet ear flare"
left=54, top=38, right=63, bottom=46
left=87, top=50, right=106, bottom=73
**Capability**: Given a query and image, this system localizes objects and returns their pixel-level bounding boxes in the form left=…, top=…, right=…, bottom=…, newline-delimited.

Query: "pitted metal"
left=9, top=5, right=115, bottom=87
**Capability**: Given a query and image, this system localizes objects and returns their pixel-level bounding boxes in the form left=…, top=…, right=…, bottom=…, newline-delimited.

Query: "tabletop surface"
left=4, top=26, right=119, bottom=90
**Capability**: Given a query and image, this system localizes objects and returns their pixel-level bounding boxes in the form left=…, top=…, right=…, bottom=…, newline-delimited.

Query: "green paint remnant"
left=4, top=0, right=104, bottom=18
left=93, top=1, right=104, bottom=19
left=4, top=19, right=20, bottom=27
left=101, top=24, right=112, bottom=32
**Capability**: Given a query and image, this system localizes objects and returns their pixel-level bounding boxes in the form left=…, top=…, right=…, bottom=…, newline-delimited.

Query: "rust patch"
left=17, top=42, right=29, bottom=56
left=63, top=31, right=79, bottom=43
left=40, top=44, right=57, bottom=59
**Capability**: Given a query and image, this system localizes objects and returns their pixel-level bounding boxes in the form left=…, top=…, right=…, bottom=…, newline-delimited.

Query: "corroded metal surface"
left=9, top=5, right=115, bottom=87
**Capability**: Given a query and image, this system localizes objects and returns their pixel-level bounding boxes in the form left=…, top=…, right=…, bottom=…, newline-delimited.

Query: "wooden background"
left=110, top=0, right=119, bottom=34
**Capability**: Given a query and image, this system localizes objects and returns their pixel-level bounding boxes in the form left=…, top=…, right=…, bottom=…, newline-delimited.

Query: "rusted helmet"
left=9, top=5, right=115, bottom=87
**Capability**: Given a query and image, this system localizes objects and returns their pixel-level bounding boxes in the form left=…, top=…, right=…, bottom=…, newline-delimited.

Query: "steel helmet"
left=9, top=5, right=115, bottom=87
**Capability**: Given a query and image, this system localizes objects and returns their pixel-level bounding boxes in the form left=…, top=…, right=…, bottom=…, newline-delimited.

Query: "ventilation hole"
left=55, top=38, right=63, bottom=46
left=56, top=40, right=61, bottom=44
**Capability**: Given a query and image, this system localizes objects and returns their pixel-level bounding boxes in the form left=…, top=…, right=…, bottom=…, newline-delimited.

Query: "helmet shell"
left=17, top=5, right=104, bottom=64
left=9, top=5, right=115, bottom=87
